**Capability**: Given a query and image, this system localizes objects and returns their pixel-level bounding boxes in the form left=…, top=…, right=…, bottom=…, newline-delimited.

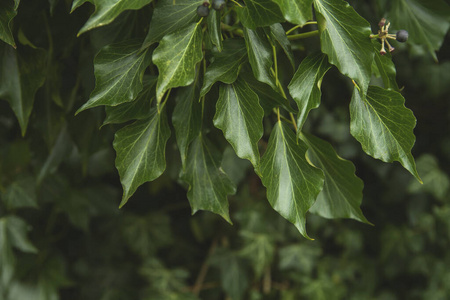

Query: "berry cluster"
left=197, top=0, right=226, bottom=17
left=371, top=18, right=409, bottom=55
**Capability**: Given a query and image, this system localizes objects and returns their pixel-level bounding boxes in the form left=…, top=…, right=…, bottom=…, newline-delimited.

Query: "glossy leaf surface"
left=267, top=23, right=295, bottom=69
left=260, top=121, right=324, bottom=238
left=372, top=40, right=399, bottom=91
left=272, top=0, right=313, bottom=26
left=236, top=0, right=285, bottom=29
left=207, top=9, right=223, bottom=52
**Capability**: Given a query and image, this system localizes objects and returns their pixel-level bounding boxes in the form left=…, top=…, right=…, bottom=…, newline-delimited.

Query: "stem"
left=285, top=21, right=318, bottom=35
left=158, top=89, right=172, bottom=113
left=230, top=0, right=243, bottom=8
left=192, top=238, right=218, bottom=295
left=288, top=30, right=319, bottom=41
left=272, top=45, right=279, bottom=88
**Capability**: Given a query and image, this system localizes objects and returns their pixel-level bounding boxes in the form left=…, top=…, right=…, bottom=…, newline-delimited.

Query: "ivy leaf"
left=3, top=177, right=38, bottom=210
left=267, top=23, right=295, bottom=70
left=153, top=22, right=203, bottom=103
left=389, top=0, right=450, bottom=59
left=0, top=0, right=20, bottom=47
left=288, top=52, right=331, bottom=131
left=200, top=38, right=247, bottom=97
left=76, top=40, right=152, bottom=114
left=236, top=0, right=285, bottom=29
left=73, top=0, right=153, bottom=36
left=207, top=9, right=223, bottom=52
left=372, top=40, right=399, bottom=91
left=142, top=0, right=203, bottom=48
left=260, top=121, right=324, bottom=239
left=181, top=134, right=236, bottom=224
left=103, top=75, right=157, bottom=126
left=243, top=27, right=276, bottom=90
left=113, top=108, right=171, bottom=207
left=213, top=78, right=264, bottom=170
left=350, top=86, right=421, bottom=182
left=313, top=0, right=373, bottom=93
left=272, top=0, right=313, bottom=26
left=300, top=132, right=370, bottom=224
left=172, top=85, right=202, bottom=168
left=0, top=45, right=46, bottom=136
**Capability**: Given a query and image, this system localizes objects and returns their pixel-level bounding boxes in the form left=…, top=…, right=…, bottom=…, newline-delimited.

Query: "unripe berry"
left=212, top=0, right=226, bottom=10
left=396, top=30, right=409, bottom=43
left=197, top=5, right=210, bottom=17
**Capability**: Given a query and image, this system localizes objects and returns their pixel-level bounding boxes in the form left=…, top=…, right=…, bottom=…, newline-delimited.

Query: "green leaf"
left=74, top=0, right=153, bottom=36
left=0, top=0, right=20, bottom=47
left=300, top=132, right=370, bottom=223
left=267, top=23, right=295, bottom=70
left=313, top=0, right=373, bottom=93
left=153, top=22, right=203, bottom=103
left=243, top=27, right=276, bottom=90
left=3, top=177, right=38, bottom=209
left=350, top=86, right=421, bottom=182
left=142, top=0, right=203, bottom=48
left=103, top=75, right=157, bottom=126
left=288, top=52, right=331, bottom=131
left=236, top=0, right=285, bottom=29
left=0, top=216, right=37, bottom=253
left=113, top=108, right=171, bottom=207
left=389, top=0, right=450, bottom=58
left=372, top=40, right=399, bottom=91
left=180, top=134, right=236, bottom=223
left=76, top=40, right=152, bottom=113
left=260, top=121, right=324, bottom=239
left=172, top=84, right=202, bottom=168
left=207, top=9, right=223, bottom=52
left=272, top=0, right=313, bottom=26
left=0, top=45, right=46, bottom=136
left=213, top=78, right=264, bottom=170
left=200, top=38, right=247, bottom=97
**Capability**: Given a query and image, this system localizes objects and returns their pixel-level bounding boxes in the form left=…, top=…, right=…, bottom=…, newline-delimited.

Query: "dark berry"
left=197, top=5, right=210, bottom=17
left=212, top=0, right=226, bottom=10
left=396, top=30, right=409, bottom=43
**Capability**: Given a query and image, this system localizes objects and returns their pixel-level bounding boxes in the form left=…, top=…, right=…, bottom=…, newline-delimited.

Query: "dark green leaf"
left=3, top=177, right=38, bottom=209
left=200, top=38, right=247, bottom=97
left=181, top=134, right=236, bottom=223
left=0, top=45, right=46, bottom=136
left=313, top=0, right=373, bottom=93
left=214, top=78, right=264, bottom=170
left=103, top=75, right=157, bottom=126
left=272, top=0, right=313, bottom=26
left=207, top=9, right=223, bottom=52
left=113, top=108, right=171, bottom=207
left=243, top=27, right=276, bottom=90
left=350, top=86, right=421, bottom=182
left=389, top=0, right=450, bottom=58
left=260, top=121, right=324, bottom=239
left=288, top=52, right=331, bottom=131
left=142, top=0, right=203, bottom=48
left=172, top=85, right=202, bottom=168
left=301, top=132, right=370, bottom=223
left=236, top=0, right=284, bottom=29
left=267, top=23, right=295, bottom=70
left=153, top=22, right=203, bottom=102
left=74, top=0, right=153, bottom=36
left=76, top=40, right=152, bottom=113
left=0, top=0, right=20, bottom=47
left=372, top=40, right=399, bottom=91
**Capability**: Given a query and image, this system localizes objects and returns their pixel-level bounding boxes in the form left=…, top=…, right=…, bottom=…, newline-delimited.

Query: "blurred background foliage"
left=1, top=0, right=450, bottom=299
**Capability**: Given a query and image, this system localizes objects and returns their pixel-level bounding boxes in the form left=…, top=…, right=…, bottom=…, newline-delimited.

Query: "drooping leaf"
left=0, top=0, right=20, bottom=47
left=313, top=0, right=374, bottom=93
left=243, top=27, right=276, bottom=90
left=76, top=40, right=152, bottom=113
left=207, top=9, right=223, bottom=52
left=236, top=0, right=285, bottom=29
left=181, top=134, right=236, bottom=223
left=103, top=75, right=157, bottom=126
left=153, top=22, right=203, bottom=102
left=272, top=0, right=313, bottom=26
left=388, top=0, right=450, bottom=59
left=350, top=86, right=421, bottom=182
left=372, top=40, right=399, bottom=91
left=74, top=0, right=153, bottom=36
left=0, top=45, right=46, bottom=136
left=172, top=84, right=202, bottom=168
left=142, top=0, right=203, bottom=48
left=267, top=23, right=295, bottom=70
left=260, top=121, right=324, bottom=239
left=3, top=177, right=38, bottom=209
left=213, top=78, right=264, bottom=170
left=300, top=132, right=370, bottom=223
left=200, top=38, right=247, bottom=97
left=113, top=108, right=171, bottom=207
left=288, top=52, right=331, bottom=131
